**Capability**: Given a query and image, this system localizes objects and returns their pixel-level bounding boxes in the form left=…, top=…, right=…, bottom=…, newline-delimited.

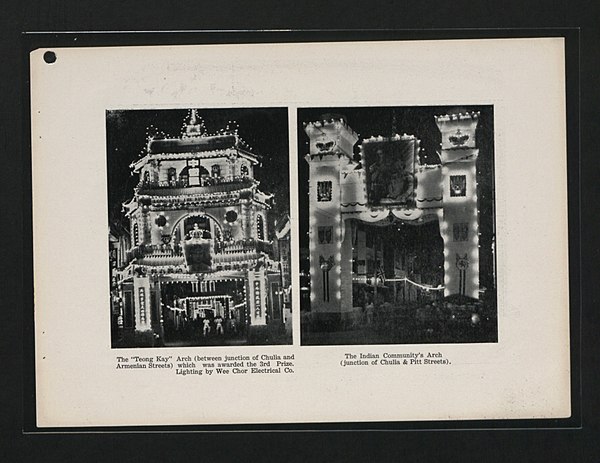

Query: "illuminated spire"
left=183, top=108, right=205, bottom=138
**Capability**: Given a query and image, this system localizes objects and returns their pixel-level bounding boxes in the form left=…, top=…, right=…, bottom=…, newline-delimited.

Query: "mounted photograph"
left=298, top=105, right=496, bottom=345
left=107, top=108, right=292, bottom=348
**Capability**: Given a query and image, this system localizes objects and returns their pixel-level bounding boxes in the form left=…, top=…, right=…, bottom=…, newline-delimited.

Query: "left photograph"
left=107, top=108, right=292, bottom=348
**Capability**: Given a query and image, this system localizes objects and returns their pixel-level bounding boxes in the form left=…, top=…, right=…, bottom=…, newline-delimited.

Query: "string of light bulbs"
left=353, top=275, right=445, bottom=291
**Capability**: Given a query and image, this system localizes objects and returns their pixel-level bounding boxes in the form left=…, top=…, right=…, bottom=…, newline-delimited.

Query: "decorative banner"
left=452, top=223, right=469, bottom=242
left=450, top=175, right=467, bottom=197
left=318, top=226, right=333, bottom=244
left=253, top=280, right=262, bottom=317
left=362, top=137, right=417, bottom=206
left=456, top=253, right=470, bottom=296
left=316, top=181, right=332, bottom=202
left=319, top=255, right=335, bottom=302
left=138, top=287, right=146, bottom=325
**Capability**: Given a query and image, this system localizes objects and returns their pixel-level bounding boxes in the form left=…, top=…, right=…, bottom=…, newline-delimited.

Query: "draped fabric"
left=349, top=208, right=423, bottom=224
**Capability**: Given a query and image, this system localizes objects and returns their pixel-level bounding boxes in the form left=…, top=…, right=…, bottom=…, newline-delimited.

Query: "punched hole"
left=43, top=51, right=56, bottom=64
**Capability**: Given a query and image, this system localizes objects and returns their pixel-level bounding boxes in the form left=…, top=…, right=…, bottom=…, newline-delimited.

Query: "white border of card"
left=31, top=38, right=570, bottom=427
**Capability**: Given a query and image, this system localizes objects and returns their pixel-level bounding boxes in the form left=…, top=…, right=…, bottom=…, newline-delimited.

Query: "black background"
left=2, top=1, right=597, bottom=461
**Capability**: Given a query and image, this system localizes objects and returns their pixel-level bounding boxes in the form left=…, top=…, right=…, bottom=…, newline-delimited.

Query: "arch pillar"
left=247, top=267, right=267, bottom=326
left=304, top=117, right=358, bottom=317
left=436, top=112, right=481, bottom=299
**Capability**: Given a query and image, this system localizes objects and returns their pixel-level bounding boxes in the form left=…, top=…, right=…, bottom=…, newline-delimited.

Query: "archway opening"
left=171, top=213, right=224, bottom=246
left=350, top=218, right=444, bottom=309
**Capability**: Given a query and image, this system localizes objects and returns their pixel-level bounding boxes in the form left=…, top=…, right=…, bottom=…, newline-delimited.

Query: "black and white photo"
left=298, top=106, right=496, bottom=345
left=107, top=108, right=292, bottom=347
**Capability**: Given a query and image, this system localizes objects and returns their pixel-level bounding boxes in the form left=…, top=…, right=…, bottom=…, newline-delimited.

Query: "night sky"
left=297, top=105, right=496, bottom=291
left=106, top=107, right=290, bottom=236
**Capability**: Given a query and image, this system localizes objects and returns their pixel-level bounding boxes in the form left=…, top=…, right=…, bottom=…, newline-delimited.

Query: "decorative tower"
left=118, top=109, right=279, bottom=344
left=304, top=115, right=359, bottom=318
left=435, top=111, right=481, bottom=299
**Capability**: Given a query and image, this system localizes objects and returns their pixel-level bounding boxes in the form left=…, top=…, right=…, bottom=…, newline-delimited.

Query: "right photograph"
left=298, top=106, right=497, bottom=345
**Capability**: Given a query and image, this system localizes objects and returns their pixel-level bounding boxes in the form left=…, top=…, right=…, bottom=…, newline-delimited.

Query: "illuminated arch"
left=169, top=212, right=224, bottom=242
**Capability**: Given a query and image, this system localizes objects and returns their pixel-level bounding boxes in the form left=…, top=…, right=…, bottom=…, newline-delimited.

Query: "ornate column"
left=436, top=112, right=481, bottom=299
left=304, top=116, right=358, bottom=316
left=247, top=267, right=267, bottom=326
